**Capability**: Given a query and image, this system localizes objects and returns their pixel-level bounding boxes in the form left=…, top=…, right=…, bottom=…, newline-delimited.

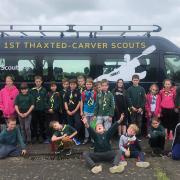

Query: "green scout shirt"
left=88, top=122, right=119, bottom=152
left=53, top=124, right=76, bottom=137
left=94, top=91, right=115, bottom=117
left=30, top=86, right=47, bottom=111
left=15, top=93, right=34, bottom=113
left=127, top=85, right=146, bottom=109
left=0, top=127, right=26, bottom=149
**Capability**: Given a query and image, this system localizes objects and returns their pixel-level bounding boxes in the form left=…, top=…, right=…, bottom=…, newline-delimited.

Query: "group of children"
left=0, top=74, right=180, bottom=174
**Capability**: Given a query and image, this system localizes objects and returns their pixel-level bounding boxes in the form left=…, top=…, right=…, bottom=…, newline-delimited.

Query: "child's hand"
left=48, top=109, right=54, bottom=113
left=125, top=150, right=130, bottom=157
left=19, top=113, right=24, bottom=118
left=67, top=110, right=72, bottom=116
left=131, top=106, right=137, bottom=112
left=81, top=116, right=89, bottom=128
left=23, top=113, right=28, bottom=118
left=137, top=108, right=143, bottom=113
left=21, top=149, right=27, bottom=156
left=175, top=108, right=179, bottom=113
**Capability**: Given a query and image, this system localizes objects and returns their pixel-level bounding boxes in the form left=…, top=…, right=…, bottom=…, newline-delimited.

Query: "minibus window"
left=164, top=55, right=180, bottom=82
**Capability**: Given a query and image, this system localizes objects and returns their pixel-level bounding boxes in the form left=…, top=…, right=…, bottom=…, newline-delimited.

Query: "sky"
left=0, top=0, right=180, bottom=47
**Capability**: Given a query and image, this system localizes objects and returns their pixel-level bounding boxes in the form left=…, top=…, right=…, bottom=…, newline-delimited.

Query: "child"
left=127, top=74, right=146, bottom=136
left=77, top=75, right=86, bottom=93
left=160, top=79, right=176, bottom=140
left=172, top=123, right=180, bottom=160
left=94, top=79, right=115, bottom=131
left=30, top=76, right=47, bottom=143
left=82, top=114, right=125, bottom=174
left=50, top=121, right=77, bottom=155
left=45, top=81, right=61, bottom=143
left=0, top=75, right=19, bottom=120
left=15, top=82, right=34, bottom=144
left=119, top=124, right=150, bottom=168
left=60, top=78, right=69, bottom=124
left=64, top=79, right=82, bottom=144
left=148, top=117, right=165, bottom=155
left=80, top=78, right=97, bottom=144
left=0, top=118, right=26, bottom=159
left=112, top=79, right=129, bottom=137
left=95, top=81, right=102, bottom=94
left=145, top=84, right=161, bottom=131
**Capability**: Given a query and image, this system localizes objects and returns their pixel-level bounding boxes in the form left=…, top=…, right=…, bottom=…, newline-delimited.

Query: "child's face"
left=101, top=83, right=109, bottom=92
left=5, top=77, right=13, bottom=87
left=50, top=84, right=57, bottom=92
left=127, top=127, right=136, bottom=136
left=53, top=122, right=63, bottom=130
left=86, top=82, right=93, bottom=90
left=150, top=86, right=158, bottom=95
left=70, top=83, right=77, bottom=90
left=35, top=79, right=42, bottom=88
left=151, top=120, right=160, bottom=129
left=132, top=78, right=140, bottom=86
left=97, top=84, right=102, bottom=92
left=21, top=88, right=28, bottom=95
left=117, top=80, right=123, bottom=88
left=7, top=121, right=16, bottom=131
left=78, top=78, right=85, bottom=87
left=62, top=82, right=69, bottom=90
left=164, top=80, right=172, bottom=89
left=95, top=124, right=105, bottom=134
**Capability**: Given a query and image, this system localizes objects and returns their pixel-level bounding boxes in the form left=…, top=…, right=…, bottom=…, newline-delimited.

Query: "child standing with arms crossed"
left=94, top=79, right=115, bottom=131
left=80, top=78, right=97, bottom=144
left=15, top=82, right=34, bottom=144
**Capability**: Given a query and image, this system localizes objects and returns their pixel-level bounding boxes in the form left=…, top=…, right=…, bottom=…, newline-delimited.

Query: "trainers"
left=119, top=161, right=127, bottom=166
left=65, top=149, right=72, bottom=156
left=109, top=164, right=125, bottom=174
left=91, top=165, right=102, bottom=174
left=136, top=161, right=150, bottom=168
left=82, top=138, right=89, bottom=145
left=72, top=138, right=81, bottom=146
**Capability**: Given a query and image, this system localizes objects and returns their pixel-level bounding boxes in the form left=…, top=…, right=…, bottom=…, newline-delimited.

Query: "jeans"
left=0, top=144, right=21, bottom=159
left=83, top=150, right=121, bottom=168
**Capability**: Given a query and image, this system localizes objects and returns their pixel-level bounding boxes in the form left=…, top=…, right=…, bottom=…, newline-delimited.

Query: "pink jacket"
left=160, top=87, right=176, bottom=109
left=0, top=85, right=19, bottom=118
left=145, top=93, right=161, bottom=118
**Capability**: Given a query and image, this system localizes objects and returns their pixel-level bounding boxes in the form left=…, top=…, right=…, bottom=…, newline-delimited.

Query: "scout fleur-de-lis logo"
left=87, top=97, right=94, bottom=106
left=69, top=91, right=74, bottom=105
left=36, top=96, right=41, bottom=102
left=50, top=93, right=55, bottom=109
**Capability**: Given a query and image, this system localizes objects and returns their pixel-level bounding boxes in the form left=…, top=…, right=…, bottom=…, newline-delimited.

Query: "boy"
left=0, top=118, right=26, bottom=159
left=148, top=117, right=165, bottom=156
left=127, top=74, right=146, bottom=136
left=80, top=78, right=97, bottom=144
left=77, top=75, right=86, bottom=93
left=45, top=81, right=61, bottom=143
left=119, top=124, right=150, bottom=168
left=15, top=82, right=34, bottom=144
left=94, top=79, right=115, bottom=131
left=50, top=120, right=77, bottom=155
left=60, top=78, right=69, bottom=124
left=30, top=76, right=47, bottom=143
left=82, top=114, right=125, bottom=174
left=64, top=79, right=82, bottom=144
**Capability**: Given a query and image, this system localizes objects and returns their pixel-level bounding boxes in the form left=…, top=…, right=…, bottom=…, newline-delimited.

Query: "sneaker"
left=65, top=149, right=72, bottom=156
left=91, top=165, right=102, bottom=174
left=119, top=161, right=127, bottom=166
left=82, top=138, right=89, bottom=145
left=109, top=164, right=125, bottom=174
left=72, top=138, right=81, bottom=146
left=136, top=161, right=150, bottom=168
left=43, top=139, right=50, bottom=144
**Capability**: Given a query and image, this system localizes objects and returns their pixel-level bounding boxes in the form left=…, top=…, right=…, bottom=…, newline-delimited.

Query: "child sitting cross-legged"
left=50, top=121, right=78, bottom=156
left=119, top=124, right=150, bottom=168
left=82, top=114, right=125, bottom=174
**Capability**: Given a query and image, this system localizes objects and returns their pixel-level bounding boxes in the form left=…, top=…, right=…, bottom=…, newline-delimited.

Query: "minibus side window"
left=164, top=55, right=180, bottom=82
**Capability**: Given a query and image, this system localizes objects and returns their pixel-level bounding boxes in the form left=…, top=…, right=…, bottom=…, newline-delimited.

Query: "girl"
left=160, top=79, right=176, bottom=140
left=0, top=75, right=19, bottom=120
left=145, top=84, right=161, bottom=131
left=113, top=79, right=129, bottom=137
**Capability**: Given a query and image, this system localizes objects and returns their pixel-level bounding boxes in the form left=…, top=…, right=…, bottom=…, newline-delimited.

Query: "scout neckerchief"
left=35, top=86, right=42, bottom=103
left=126, top=135, right=136, bottom=151
left=102, top=91, right=108, bottom=110
left=86, top=90, right=95, bottom=107
left=50, top=92, right=58, bottom=109
left=69, top=90, right=75, bottom=105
